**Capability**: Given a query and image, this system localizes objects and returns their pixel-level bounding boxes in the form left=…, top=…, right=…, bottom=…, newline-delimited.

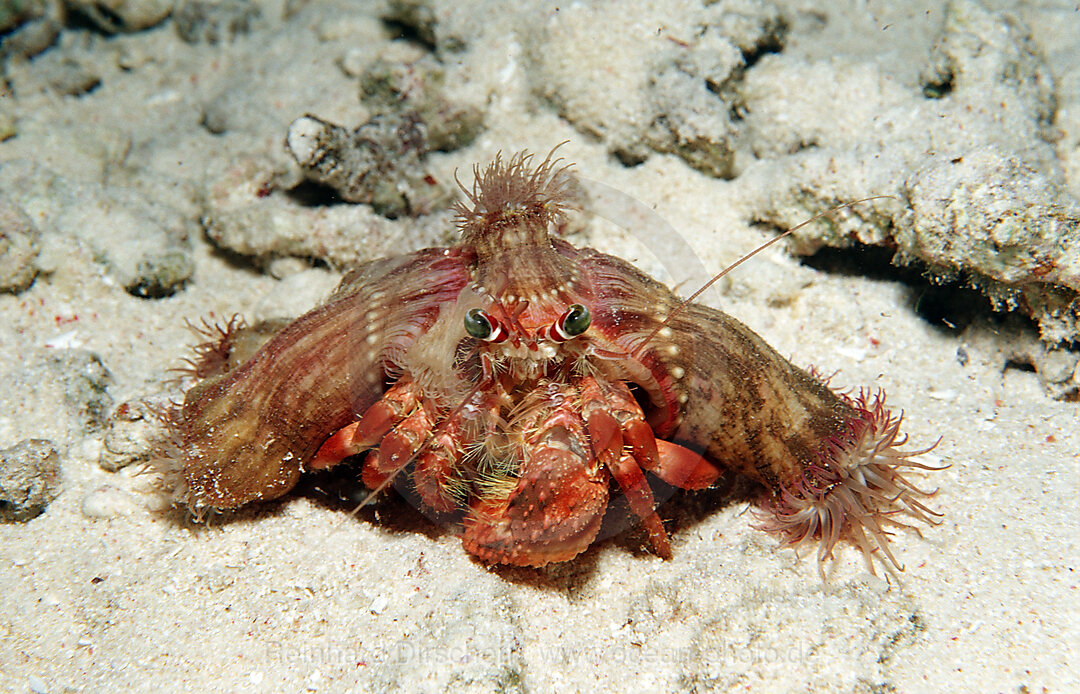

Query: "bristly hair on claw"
left=452, top=145, right=574, bottom=238
left=754, top=389, right=947, bottom=578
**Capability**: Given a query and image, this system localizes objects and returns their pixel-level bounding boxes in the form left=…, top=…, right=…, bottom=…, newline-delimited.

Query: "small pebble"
left=0, top=439, right=61, bottom=522
left=369, top=595, right=388, bottom=614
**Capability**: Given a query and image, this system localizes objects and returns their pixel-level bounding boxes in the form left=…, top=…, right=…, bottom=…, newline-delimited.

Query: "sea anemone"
left=755, top=389, right=946, bottom=577
left=452, top=146, right=573, bottom=237
left=173, top=314, right=246, bottom=381
left=141, top=399, right=196, bottom=512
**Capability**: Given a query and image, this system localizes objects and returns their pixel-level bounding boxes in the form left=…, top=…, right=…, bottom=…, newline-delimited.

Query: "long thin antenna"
left=631, top=196, right=894, bottom=359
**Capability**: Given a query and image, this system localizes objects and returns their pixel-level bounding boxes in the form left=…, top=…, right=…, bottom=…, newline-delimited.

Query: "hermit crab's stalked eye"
left=561, top=304, right=591, bottom=337
left=465, top=308, right=508, bottom=342
left=539, top=304, right=591, bottom=343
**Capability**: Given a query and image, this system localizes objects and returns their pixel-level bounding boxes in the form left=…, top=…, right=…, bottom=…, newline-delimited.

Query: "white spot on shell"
left=671, top=366, right=685, bottom=379
left=677, top=392, right=688, bottom=404
left=365, top=334, right=379, bottom=345
left=658, top=327, right=674, bottom=338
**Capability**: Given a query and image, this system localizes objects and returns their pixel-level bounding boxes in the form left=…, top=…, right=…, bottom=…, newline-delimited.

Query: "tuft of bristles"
left=140, top=399, right=199, bottom=515
left=172, top=314, right=246, bottom=382
left=452, top=146, right=573, bottom=233
left=755, top=389, right=946, bottom=578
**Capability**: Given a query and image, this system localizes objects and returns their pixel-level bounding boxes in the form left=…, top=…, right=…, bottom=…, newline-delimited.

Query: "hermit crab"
left=158, top=148, right=944, bottom=574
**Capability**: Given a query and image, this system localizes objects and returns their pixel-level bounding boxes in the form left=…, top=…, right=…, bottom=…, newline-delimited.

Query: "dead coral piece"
left=201, top=152, right=443, bottom=268
left=0, top=439, right=61, bottom=522
left=43, top=55, right=102, bottom=96
left=738, top=0, right=1080, bottom=350
left=287, top=113, right=444, bottom=218
left=0, top=161, right=195, bottom=298
left=0, top=0, right=47, bottom=33
left=901, top=148, right=1080, bottom=308
left=961, top=313, right=1080, bottom=402
left=0, top=0, right=62, bottom=59
left=287, top=51, right=482, bottom=218
left=77, top=185, right=195, bottom=298
left=923, top=0, right=1056, bottom=128
left=381, top=0, right=469, bottom=53
left=382, top=0, right=439, bottom=49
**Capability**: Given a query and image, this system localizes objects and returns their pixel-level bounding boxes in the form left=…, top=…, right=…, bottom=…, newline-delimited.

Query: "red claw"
left=651, top=438, right=721, bottom=490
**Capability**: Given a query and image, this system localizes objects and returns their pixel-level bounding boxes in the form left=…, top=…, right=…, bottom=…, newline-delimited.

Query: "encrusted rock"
left=286, top=50, right=482, bottom=218
left=286, top=112, right=449, bottom=218
left=359, top=52, right=484, bottom=153
left=0, top=439, right=61, bottom=522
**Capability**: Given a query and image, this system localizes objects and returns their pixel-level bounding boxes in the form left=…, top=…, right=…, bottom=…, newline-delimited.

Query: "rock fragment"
left=286, top=112, right=446, bottom=218
left=286, top=51, right=482, bottom=218
left=201, top=152, right=444, bottom=268
left=0, top=0, right=62, bottom=59
left=0, top=439, right=61, bottom=522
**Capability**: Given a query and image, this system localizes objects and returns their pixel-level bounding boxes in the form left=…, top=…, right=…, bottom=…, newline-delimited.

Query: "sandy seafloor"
left=1, top=1, right=1078, bottom=692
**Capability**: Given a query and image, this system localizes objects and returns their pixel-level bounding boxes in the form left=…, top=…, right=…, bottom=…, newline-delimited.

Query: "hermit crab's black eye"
left=464, top=309, right=508, bottom=342
left=464, top=308, right=492, bottom=339
left=561, top=304, right=591, bottom=337
left=541, top=303, right=591, bottom=343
